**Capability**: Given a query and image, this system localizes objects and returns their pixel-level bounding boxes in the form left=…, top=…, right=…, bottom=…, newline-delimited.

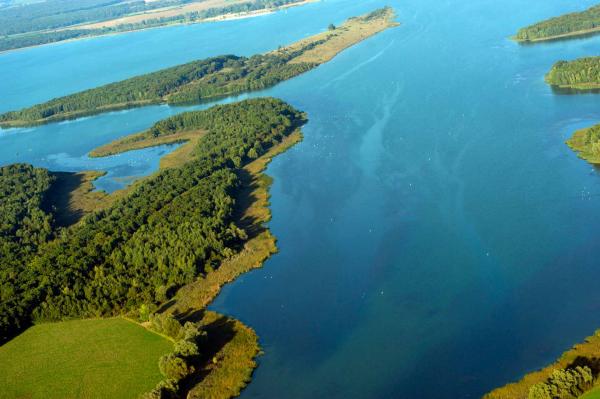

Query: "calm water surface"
left=3, top=0, right=600, bottom=397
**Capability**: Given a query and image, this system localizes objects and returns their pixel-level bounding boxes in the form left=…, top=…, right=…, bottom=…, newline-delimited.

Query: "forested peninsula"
left=566, top=123, right=600, bottom=165
left=0, top=98, right=306, bottom=398
left=0, top=7, right=398, bottom=128
left=514, top=4, right=600, bottom=43
left=545, top=57, right=600, bottom=91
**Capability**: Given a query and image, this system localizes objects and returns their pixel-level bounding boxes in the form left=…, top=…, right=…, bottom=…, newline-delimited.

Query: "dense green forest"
left=0, top=98, right=306, bottom=344
left=515, top=4, right=600, bottom=42
left=0, top=29, right=100, bottom=51
left=545, top=57, right=600, bottom=89
left=0, top=164, right=56, bottom=335
left=0, top=0, right=305, bottom=52
left=0, top=43, right=319, bottom=125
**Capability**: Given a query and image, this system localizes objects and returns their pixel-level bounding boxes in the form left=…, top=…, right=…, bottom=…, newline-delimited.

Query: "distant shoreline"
left=0, top=0, right=319, bottom=56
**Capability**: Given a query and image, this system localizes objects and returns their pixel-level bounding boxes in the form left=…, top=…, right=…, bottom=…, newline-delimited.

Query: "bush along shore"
left=484, top=329, right=600, bottom=399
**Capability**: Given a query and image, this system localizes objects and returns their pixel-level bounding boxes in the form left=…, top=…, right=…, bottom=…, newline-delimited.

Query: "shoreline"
left=484, top=328, right=600, bottom=398
left=0, top=6, right=398, bottom=128
left=566, top=126, right=600, bottom=165
left=514, top=26, right=600, bottom=44
left=0, top=0, right=319, bottom=56
left=0, top=102, right=306, bottom=398
left=549, top=83, right=600, bottom=92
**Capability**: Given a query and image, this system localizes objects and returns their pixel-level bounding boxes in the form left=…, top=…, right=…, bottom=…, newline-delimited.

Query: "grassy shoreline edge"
left=484, top=329, right=600, bottom=399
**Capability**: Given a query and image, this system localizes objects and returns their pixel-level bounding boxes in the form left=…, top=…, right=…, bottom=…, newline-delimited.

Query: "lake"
left=3, top=0, right=600, bottom=397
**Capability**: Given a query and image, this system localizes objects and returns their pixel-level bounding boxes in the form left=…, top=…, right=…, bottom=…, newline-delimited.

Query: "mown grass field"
left=0, top=318, right=172, bottom=399
left=582, top=386, right=600, bottom=399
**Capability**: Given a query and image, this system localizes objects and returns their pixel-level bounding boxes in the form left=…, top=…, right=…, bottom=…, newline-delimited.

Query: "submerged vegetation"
left=514, top=4, right=600, bottom=43
left=545, top=57, right=600, bottom=90
left=0, top=6, right=397, bottom=127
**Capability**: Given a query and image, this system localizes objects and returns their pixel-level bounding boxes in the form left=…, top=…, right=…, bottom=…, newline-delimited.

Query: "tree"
left=528, top=366, right=594, bottom=399
left=159, top=354, right=194, bottom=380
left=328, top=23, right=336, bottom=31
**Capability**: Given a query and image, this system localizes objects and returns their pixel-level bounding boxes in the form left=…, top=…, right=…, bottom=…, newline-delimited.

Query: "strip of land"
left=90, top=129, right=205, bottom=158
left=514, top=4, right=600, bottom=43
left=484, top=329, right=600, bottom=399
left=0, top=6, right=398, bottom=128
left=69, top=0, right=316, bottom=31
left=0, top=0, right=314, bottom=53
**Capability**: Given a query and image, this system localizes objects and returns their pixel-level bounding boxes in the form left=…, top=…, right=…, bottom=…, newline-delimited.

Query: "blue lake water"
left=3, top=0, right=600, bottom=397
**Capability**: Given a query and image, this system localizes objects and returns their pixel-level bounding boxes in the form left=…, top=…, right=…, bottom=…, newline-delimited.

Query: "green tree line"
left=0, top=98, right=306, bottom=343
left=0, top=0, right=193, bottom=36
left=144, top=313, right=207, bottom=398
left=515, top=4, right=600, bottom=42
left=0, top=44, right=320, bottom=125
left=545, top=57, right=600, bottom=88
left=0, top=0, right=306, bottom=52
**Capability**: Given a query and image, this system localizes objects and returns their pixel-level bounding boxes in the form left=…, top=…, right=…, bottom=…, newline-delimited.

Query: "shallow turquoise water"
left=4, top=0, right=600, bottom=397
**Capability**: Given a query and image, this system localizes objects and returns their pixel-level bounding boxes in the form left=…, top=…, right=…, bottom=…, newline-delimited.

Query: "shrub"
left=528, top=366, right=594, bottom=399
left=150, top=313, right=182, bottom=340
left=174, top=339, right=199, bottom=357
left=158, top=353, right=194, bottom=381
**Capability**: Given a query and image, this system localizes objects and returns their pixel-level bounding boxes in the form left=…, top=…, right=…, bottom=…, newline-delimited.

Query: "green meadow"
left=0, top=318, right=172, bottom=399
left=582, top=386, right=600, bottom=399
